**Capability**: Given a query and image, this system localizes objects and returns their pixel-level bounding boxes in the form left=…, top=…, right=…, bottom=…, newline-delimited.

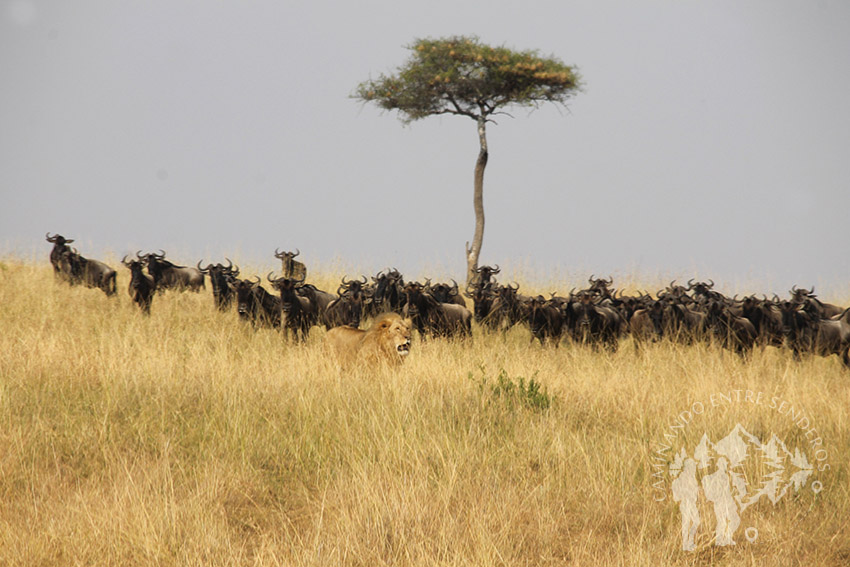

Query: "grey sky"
left=2, top=1, right=849, bottom=295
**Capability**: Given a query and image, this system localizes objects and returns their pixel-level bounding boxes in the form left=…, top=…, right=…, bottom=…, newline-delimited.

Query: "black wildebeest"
left=274, top=248, right=307, bottom=281
left=269, top=275, right=317, bottom=341
left=322, top=276, right=370, bottom=330
left=369, top=269, right=406, bottom=316
left=740, top=295, right=784, bottom=347
left=566, top=291, right=625, bottom=351
left=470, top=264, right=500, bottom=287
left=790, top=285, right=844, bottom=319
left=526, top=295, right=564, bottom=346
left=228, top=277, right=281, bottom=328
left=629, top=301, right=665, bottom=347
left=486, top=283, right=529, bottom=333
left=59, top=248, right=117, bottom=296
left=122, top=254, right=155, bottom=314
left=705, top=300, right=757, bottom=355
left=428, top=279, right=467, bottom=308
left=46, top=232, right=75, bottom=279
left=143, top=251, right=205, bottom=292
left=464, top=282, right=495, bottom=327
left=781, top=303, right=850, bottom=367
left=198, top=259, right=239, bottom=311
left=403, top=282, right=472, bottom=339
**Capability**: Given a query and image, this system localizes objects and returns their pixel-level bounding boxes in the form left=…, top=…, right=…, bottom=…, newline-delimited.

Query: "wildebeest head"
left=46, top=232, right=74, bottom=274
left=372, top=269, right=405, bottom=311
left=336, top=275, right=371, bottom=328
left=658, top=280, right=689, bottom=301
left=269, top=274, right=305, bottom=313
left=587, top=275, right=614, bottom=298
left=789, top=285, right=815, bottom=304
left=429, top=279, right=460, bottom=304
left=228, top=277, right=260, bottom=320
left=688, top=279, right=720, bottom=301
left=472, top=264, right=500, bottom=287
left=274, top=248, right=307, bottom=280
left=198, top=259, right=239, bottom=310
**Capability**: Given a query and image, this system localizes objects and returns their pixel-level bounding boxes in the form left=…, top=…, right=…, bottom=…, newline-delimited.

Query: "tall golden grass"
left=1, top=257, right=847, bottom=566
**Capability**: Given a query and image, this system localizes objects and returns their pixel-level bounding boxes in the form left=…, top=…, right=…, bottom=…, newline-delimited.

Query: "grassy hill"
left=1, top=258, right=847, bottom=566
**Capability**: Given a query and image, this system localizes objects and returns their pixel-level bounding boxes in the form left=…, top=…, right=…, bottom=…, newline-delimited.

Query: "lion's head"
left=361, top=312, right=412, bottom=364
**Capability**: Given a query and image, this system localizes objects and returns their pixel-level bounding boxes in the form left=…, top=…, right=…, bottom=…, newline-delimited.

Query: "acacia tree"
left=354, top=36, right=582, bottom=285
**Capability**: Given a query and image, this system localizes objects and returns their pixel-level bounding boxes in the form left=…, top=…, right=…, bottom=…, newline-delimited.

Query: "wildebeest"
left=143, top=251, right=205, bottom=292
left=369, top=269, right=406, bottom=315
left=59, top=248, right=118, bottom=296
left=486, top=283, right=529, bottom=333
left=122, top=254, right=155, bottom=314
left=565, top=291, right=625, bottom=351
left=470, top=264, right=500, bottom=287
left=781, top=303, right=850, bottom=367
left=268, top=275, right=317, bottom=341
left=274, top=248, right=307, bottom=281
left=322, top=276, right=370, bottom=330
left=629, top=300, right=665, bottom=347
left=790, top=285, right=844, bottom=319
left=228, top=277, right=281, bottom=328
left=705, top=300, right=756, bottom=355
left=741, top=295, right=784, bottom=347
left=403, top=282, right=472, bottom=339
left=526, top=295, right=564, bottom=346
left=464, top=280, right=499, bottom=330
left=586, top=275, right=614, bottom=299
left=197, top=259, right=239, bottom=311
left=46, top=232, right=74, bottom=279
left=428, top=279, right=467, bottom=308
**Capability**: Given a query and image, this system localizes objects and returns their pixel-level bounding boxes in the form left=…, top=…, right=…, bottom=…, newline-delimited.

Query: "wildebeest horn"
left=274, top=247, right=284, bottom=259
left=197, top=260, right=209, bottom=273
left=252, top=275, right=261, bottom=285
left=359, top=275, right=367, bottom=284
left=266, top=272, right=278, bottom=283
left=293, top=248, right=300, bottom=258
left=510, top=282, right=519, bottom=290
left=606, top=276, right=613, bottom=284
left=122, top=254, right=131, bottom=266
left=589, top=274, right=595, bottom=284
left=46, top=232, right=58, bottom=242
left=708, top=279, right=714, bottom=288
left=686, top=278, right=695, bottom=290
left=492, top=264, right=500, bottom=274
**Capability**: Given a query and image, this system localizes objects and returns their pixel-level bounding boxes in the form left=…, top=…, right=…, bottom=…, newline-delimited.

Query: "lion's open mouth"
left=397, top=341, right=410, bottom=356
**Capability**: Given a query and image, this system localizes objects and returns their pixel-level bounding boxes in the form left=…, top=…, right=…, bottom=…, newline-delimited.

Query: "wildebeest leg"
left=842, top=346, right=850, bottom=369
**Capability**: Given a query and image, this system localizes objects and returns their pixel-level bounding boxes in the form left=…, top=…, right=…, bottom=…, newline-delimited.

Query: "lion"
left=325, top=312, right=412, bottom=367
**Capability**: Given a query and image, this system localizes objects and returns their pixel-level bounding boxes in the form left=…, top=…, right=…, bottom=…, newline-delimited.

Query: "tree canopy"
left=354, top=36, right=582, bottom=124
left=354, top=36, right=582, bottom=284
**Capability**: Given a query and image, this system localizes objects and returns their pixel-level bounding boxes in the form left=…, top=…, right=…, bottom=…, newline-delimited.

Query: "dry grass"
left=1, top=257, right=848, bottom=566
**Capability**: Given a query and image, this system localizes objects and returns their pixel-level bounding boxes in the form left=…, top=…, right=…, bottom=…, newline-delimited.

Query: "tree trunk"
left=466, top=116, right=488, bottom=286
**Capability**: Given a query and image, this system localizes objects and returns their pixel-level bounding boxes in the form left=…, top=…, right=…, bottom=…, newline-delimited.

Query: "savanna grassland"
left=1, top=257, right=848, bottom=566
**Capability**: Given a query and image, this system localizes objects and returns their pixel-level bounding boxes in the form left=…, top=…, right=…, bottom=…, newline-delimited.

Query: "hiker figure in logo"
left=671, top=457, right=700, bottom=551
left=701, top=457, right=741, bottom=546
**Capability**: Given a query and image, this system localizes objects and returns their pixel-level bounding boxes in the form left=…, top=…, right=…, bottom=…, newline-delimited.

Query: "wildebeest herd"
left=45, top=233, right=850, bottom=368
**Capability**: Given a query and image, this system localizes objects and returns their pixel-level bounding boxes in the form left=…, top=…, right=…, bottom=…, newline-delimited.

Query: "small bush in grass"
left=472, top=367, right=552, bottom=412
